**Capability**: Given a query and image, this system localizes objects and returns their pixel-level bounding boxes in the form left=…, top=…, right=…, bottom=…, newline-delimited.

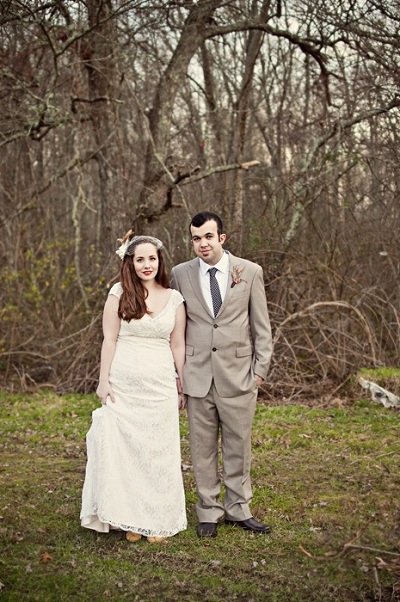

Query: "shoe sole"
left=225, top=521, right=271, bottom=534
left=197, top=528, right=217, bottom=538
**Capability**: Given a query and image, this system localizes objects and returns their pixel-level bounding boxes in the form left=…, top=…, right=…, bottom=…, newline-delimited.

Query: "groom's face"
left=190, top=219, right=226, bottom=266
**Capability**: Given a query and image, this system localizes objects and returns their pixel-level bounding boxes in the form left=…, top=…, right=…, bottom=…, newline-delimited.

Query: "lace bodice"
left=109, top=283, right=184, bottom=341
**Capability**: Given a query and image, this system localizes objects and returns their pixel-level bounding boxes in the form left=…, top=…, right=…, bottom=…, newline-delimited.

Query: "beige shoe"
left=126, top=532, right=142, bottom=543
left=147, top=536, right=168, bottom=543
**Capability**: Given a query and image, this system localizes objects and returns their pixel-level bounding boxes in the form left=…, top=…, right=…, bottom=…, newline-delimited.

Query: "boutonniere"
left=230, top=265, right=246, bottom=288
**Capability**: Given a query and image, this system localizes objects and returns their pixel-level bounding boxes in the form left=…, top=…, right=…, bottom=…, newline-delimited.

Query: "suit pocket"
left=186, top=344, right=194, bottom=357
left=231, top=288, right=248, bottom=299
left=236, top=345, right=252, bottom=358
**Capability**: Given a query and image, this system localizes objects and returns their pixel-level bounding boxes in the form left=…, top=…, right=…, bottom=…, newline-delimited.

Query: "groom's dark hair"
left=190, top=212, right=224, bottom=237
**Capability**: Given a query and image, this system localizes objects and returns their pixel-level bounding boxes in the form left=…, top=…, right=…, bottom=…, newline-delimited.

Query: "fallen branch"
left=343, top=545, right=400, bottom=558
left=298, top=519, right=400, bottom=561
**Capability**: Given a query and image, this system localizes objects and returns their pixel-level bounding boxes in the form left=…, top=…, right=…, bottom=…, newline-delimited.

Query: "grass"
left=0, top=391, right=400, bottom=601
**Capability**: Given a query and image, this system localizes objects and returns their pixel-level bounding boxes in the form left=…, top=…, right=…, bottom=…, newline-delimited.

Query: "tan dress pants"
left=187, top=382, right=258, bottom=523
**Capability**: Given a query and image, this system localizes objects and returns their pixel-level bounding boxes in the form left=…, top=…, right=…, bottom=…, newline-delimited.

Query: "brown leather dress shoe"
left=225, top=517, right=271, bottom=534
left=197, top=522, right=217, bottom=538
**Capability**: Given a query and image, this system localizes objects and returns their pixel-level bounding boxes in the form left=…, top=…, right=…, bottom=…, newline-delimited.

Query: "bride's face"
left=133, top=243, right=159, bottom=282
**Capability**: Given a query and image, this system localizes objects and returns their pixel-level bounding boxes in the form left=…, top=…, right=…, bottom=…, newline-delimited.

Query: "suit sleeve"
left=249, top=266, right=273, bottom=380
left=170, top=267, right=180, bottom=292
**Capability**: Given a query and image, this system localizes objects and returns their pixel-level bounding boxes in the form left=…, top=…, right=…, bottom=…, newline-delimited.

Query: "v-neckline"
left=146, top=290, right=174, bottom=320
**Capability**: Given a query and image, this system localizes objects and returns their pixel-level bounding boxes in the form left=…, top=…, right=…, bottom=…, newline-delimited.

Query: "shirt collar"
left=199, top=251, right=229, bottom=276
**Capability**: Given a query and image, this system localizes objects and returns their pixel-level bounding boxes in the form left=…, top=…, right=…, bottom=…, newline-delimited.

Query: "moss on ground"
left=0, top=391, right=399, bottom=601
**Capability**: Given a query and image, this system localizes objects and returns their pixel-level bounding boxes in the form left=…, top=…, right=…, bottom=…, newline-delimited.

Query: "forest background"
left=1, top=0, right=400, bottom=399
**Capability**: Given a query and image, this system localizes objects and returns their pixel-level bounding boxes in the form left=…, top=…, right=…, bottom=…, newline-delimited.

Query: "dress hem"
left=81, top=513, right=187, bottom=537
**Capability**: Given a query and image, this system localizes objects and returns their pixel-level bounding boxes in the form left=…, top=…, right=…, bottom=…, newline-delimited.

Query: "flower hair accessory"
left=116, top=235, right=164, bottom=260
left=230, top=265, right=246, bottom=288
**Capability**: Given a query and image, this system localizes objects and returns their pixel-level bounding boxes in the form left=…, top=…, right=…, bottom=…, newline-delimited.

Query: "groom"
left=171, top=211, right=273, bottom=538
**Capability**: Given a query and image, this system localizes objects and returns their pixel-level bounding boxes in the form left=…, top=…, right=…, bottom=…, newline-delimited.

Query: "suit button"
left=213, top=324, right=218, bottom=328
left=212, top=347, right=217, bottom=352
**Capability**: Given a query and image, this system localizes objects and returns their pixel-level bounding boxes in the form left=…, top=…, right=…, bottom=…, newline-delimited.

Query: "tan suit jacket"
left=171, top=252, right=273, bottom=398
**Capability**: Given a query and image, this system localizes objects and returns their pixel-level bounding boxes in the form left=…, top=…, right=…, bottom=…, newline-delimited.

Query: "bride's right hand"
left=96, top=381, right=116, bottom=405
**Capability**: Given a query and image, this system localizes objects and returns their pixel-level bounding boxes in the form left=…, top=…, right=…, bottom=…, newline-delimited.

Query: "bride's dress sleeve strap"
left=172, top=289, right=184, bottom=307
left=108, top=282, right=123, bottom=299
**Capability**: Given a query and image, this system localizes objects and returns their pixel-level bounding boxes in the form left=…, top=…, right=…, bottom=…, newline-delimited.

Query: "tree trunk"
left=135, top=0, right=224, bottom=232
left=227, top=2, right=268, bottom=250
left=85, top=0, right=123, bottom=259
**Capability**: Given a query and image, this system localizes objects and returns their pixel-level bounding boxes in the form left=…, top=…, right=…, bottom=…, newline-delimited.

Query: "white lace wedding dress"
left=80, top=284, right=187, bottom=537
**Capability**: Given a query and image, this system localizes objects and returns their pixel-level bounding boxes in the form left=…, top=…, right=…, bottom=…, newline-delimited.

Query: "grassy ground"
left=0, top=391, right=399, bottom=601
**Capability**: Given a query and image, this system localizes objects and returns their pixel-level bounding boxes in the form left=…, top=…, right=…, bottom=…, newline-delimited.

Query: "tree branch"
left=205, top=20, right=331, bottom=104
left=304, top=96, right=400, bottom=170
left=177, top=160, right=261, bottom=186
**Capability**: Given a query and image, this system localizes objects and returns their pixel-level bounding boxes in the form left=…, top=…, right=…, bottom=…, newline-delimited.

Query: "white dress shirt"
left=198, top=252, right=230, bottom=316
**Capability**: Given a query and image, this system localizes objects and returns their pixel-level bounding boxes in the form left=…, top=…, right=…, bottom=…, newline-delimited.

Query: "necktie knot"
left=208, top=267, right=222, bottom=317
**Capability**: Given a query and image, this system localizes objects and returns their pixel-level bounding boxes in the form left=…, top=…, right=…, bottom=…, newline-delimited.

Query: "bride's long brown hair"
left=118, top=235, right=169, bottom=322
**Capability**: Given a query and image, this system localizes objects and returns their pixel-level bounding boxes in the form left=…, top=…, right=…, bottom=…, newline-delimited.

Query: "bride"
left=80, top=232, right=187, bottom=543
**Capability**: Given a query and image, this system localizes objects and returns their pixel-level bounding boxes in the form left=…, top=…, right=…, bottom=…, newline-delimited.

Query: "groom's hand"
left=178, top=392, right=187, bottom=410
left=255, top=374, right=264, bottom=388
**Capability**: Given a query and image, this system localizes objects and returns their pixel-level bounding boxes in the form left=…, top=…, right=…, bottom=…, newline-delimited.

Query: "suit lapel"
left=187, top=259, right=213, bottom=317
left=216, top=252, right=235, bottom=318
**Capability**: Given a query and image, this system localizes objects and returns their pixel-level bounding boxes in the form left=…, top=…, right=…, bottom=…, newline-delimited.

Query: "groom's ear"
left=219, top=233, right=226, bottom=244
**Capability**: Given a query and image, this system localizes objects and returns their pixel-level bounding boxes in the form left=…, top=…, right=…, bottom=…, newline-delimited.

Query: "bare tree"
left=0, top=0, right=399, bottom=394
